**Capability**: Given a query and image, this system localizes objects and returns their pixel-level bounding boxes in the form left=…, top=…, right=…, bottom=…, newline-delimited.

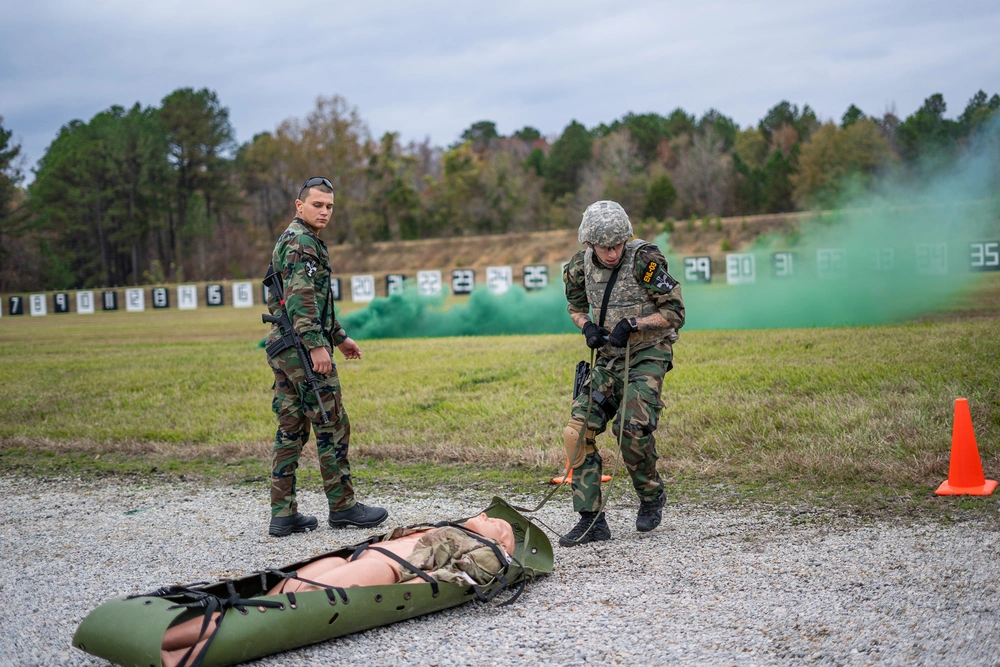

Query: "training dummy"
left=160, top=514, right=515, bottom=667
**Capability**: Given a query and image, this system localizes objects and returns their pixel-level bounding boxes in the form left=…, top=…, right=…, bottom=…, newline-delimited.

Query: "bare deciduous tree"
left=673, top=127, right=733, bottom=216
left=598, top=130, right=640, bottom=186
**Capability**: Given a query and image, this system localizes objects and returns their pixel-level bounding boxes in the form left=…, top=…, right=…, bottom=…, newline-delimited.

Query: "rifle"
left=261, top=263, right=331, bottom=424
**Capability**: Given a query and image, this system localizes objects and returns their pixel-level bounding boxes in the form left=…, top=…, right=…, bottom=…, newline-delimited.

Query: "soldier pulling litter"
left=560, top=200, right=686, bottom=545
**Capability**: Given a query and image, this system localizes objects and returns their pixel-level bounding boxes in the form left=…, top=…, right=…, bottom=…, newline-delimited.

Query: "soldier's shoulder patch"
left=641, top=260, right=659, bottom=284
left=641, top=260, right=678, bottom=293
left=653, top=270, right=678, bottom=292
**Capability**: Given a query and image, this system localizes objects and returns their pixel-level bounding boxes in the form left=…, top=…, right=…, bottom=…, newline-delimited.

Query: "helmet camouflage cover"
left=578, top=200, right=633, bottom=247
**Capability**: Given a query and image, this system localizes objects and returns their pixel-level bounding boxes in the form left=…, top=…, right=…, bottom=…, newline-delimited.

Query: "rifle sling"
left=597, top=261, right=624, bottom=329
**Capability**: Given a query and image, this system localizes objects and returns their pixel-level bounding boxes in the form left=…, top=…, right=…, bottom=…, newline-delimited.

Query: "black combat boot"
left=558, top=511, right=611, bottom=547
left=636, top=489, right=666, bottom=532
left=328, top=502, right=389, bottom=529
left=269, top=512, right=318, bottom=537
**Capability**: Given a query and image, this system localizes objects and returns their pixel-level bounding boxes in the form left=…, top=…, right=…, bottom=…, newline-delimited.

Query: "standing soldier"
left=264, top=176, right=388, bottom=537
left=559, top=200, right=685, bottom=546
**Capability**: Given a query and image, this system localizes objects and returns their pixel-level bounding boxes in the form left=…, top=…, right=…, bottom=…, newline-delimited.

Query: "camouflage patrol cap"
left=578, top=200, right=633, bottom=247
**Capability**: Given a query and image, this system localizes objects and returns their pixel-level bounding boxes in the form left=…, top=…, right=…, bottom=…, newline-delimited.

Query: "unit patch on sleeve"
left=642, top=260, right=658, bottom=283
left=655, top=271, right=678, bottom=291
left=642, top=259, right=678, bottom=293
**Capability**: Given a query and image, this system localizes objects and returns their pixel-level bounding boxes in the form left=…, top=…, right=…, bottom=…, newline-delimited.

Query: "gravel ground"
left=1, top=475, right=998, bottom=667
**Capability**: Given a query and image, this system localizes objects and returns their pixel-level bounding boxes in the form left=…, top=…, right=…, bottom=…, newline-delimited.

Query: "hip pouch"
left=572, top=360, right=591, bottom=399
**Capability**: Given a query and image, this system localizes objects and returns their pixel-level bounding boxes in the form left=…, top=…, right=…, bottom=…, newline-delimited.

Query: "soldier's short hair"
left=298, top=177, right=335, bottom=201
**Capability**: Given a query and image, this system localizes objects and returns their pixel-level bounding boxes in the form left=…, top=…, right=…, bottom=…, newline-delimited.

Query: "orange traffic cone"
left=935, top=398, right=997, bottom=496
left=550, top=459, right=612, bottom=484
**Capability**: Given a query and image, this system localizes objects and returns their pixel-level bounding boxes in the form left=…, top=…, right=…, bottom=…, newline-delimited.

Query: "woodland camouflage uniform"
left=563, top=240, right=685, bottom=513
left=266, top=218, right=353, bottom=517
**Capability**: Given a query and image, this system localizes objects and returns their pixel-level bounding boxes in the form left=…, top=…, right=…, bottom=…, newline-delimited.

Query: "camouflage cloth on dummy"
left=266, top=218, right=353, bottom=516
left=563, top=203, right=686, bottom=515
left=399, top=525, right=513, bottom=585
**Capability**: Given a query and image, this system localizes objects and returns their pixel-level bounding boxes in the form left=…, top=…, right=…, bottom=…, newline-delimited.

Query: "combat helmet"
left=578, top=200, right=633, bottom=247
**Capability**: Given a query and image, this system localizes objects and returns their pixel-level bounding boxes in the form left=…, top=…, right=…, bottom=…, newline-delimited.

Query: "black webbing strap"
left=597, top=261, right=624, bottom=329
left=168, top=591, right=221, bottom=667
left=128, top=583, right=210, bottom=599
left=364, top=546, right=440, bottom=597
left=256, top=567, right=350, bottom=604
left=320, top=274, right=333, bottom=346
left=142, top=586, right=284, bottom=667
left=324, top=587, right=350, bottom=605
left=351, top=518, right=529, bottom=606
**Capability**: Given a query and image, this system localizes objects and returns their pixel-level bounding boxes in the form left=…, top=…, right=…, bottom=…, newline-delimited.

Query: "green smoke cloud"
left=341, top=284, right=576, bottom=339
left=342, top=119, right=999, bottom=339
left=676, top=118, right=999, bottom=330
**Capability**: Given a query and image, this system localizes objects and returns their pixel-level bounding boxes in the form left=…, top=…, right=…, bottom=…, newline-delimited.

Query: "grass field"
left=1, top=275, right=998, bottom=510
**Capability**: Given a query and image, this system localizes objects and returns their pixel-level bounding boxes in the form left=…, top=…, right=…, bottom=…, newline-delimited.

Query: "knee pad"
left=563, top=417, right=597, bottom=469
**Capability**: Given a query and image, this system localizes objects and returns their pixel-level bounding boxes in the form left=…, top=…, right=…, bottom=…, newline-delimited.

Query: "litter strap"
left=509, top=340, right=632, bottom=547
left=134, top=585, right=284, bottom=667
left=257, top=568, right=350, bottom=604
left=362, top=545, right=440, bottom=597
left=510, top=346, right=600, bottom=516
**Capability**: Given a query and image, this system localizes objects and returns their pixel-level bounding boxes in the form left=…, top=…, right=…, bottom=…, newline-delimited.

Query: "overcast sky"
left=2, top=0, right=998, bottom=178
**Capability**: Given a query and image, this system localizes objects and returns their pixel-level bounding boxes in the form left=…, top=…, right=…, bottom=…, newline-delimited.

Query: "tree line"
left=0, top=88, right=997, bottom=291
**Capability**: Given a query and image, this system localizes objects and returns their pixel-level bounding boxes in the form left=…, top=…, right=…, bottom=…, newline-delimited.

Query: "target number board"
left=970, top=242, right=1000, bottom=271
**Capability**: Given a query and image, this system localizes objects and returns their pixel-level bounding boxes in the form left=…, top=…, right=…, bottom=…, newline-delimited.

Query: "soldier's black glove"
left=581, top=322, right=609, bottom=349
left=608, top=317, right=638, bottom=347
